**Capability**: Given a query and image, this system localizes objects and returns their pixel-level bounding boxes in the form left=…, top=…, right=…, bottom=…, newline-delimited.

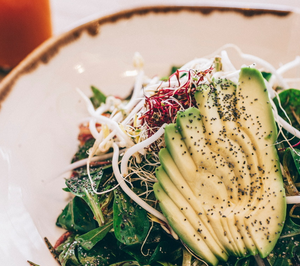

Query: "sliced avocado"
left=153, top=183, right=219, bottom=266
left=235, top=68, right=286, bottom=258
left=154, top=67, right=286, bottom=264
left=155, top=165, right=228, bottom=261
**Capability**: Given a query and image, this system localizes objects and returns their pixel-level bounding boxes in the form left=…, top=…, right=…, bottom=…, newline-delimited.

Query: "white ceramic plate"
left=1, top=4, right=300, bottom=265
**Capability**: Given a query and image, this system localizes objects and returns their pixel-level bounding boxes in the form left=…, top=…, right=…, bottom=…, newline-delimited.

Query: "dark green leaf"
left=56, top=196, right=97, bottom=234
left=62, top=187, right=71, bottom=192
left=71, top=138, right=95, bottom=163
left=266, top=215, right=300, bottom=266
left=75, top=219, right=113, bottom=250
left=77, top=239, right=118, bottom=266
left=90, top=85, right=107, bottom=108
left=234, top=255, right=256, bottom=266
left=113, top=188, right=150, bottom=246
left=65, top=166, right=105, bottom=226
left=109, top=261, right=140, bottom=266
left=119, top=222, right=182, bottom=265
left=149, top=241, right=175, bottom=264
left=157, top=262, right=177, bottom=266
left=27, top=261, right=40, bottom=266
left=273, top=89, right=300, bottom=147
left=56, top=235, right=80, bottom=266
left=261, top=71, right=272, bottom=81
left=280, top=215, right=300, bottom=239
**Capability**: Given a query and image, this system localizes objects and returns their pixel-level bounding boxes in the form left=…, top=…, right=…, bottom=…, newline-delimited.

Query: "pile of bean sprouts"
left=61, top=44, right=300, bottom=224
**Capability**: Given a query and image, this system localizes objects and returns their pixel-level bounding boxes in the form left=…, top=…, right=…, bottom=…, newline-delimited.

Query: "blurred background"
left=50, top=0, right=300, bottom=35
left=0, top=0, right=300, bottom=75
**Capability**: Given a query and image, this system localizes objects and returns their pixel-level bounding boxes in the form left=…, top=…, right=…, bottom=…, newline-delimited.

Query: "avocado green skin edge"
left=237, top=67, right=286, bottom=258
left=239, top=67, right=278, bottom=142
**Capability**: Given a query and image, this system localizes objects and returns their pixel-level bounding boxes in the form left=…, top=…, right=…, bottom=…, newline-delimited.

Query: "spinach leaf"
left=273, top=89, right=300, bottom=146
left=65, top=166, right=105, bottom=226
left=56, top=235, right=80, bottom=266
left=234, top=256, right=256, bottom=266
left=119, top=222, right=182, bottom=265
left=71, top=138, right=95, bottom=163
left=77, top=233, right=129, bottom=266
left=109, top=261, right=140, bottom=266
left=90, top=85, right=107, bottom=108
left=280, top=214, right=300, bottom=239
left=75, top=219, right=113, bottom=250
left=157, top=263, right=178, bottom=266
left=261, top=71, right=272, bottom=81
left=56, top=196, right=97, bottom=234
left=27, top=261, right=40, bottom=266
left=148, top=240, right=176, bottom=264
left=113, top=188, right=150, bottom=246
left=266, top=215, right=300, bottom=266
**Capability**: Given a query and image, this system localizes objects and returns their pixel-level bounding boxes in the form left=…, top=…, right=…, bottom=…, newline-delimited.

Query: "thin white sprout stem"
left=89, top=117, right=100, bottom=139
left=124, top=70, right=144, bottom=112
left=220, top=50, right=236, bottom=72
left=110, top=110, right=123, bottom=123
left=58, top=150, right=126, bottom=176
left=277, top=56, right=300, bottom=75
left=276, top=116, right=300, bottom=139
left=144, top=80, right=184, bottom=94
left=121, top=99, right=145, bottom=126
left=98, top=129, right=117, bottom=152
left=121, top=124, right=166, bottom=176
left=286, top=196, right=300, bottom=204
left=205, top=44, right=289, bottom=89
left=140, top=219, right=154, bottom=256
left=77, top=87, right=134, bottom=148
left=236, top=49, right=289, bottom=90
left=112, top=143, right=167, bottom=222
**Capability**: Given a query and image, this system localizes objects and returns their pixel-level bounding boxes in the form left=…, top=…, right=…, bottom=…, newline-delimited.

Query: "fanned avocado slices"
left=153, top=67, right=286, bottom=265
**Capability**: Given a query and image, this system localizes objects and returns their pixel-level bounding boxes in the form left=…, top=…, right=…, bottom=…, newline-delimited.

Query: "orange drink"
left=0, top=0, right=52, bottom=69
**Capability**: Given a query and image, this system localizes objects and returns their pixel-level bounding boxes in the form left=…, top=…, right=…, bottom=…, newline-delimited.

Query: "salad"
left=31, top=44, right=300, bottom=266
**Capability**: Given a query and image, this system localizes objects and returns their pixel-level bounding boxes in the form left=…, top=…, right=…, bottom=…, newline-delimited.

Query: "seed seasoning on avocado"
left=154, top=68, right=286, bottom=265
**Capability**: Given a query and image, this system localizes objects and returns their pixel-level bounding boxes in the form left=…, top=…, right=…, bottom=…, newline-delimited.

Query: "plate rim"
left=0, top=3, right=296, bottom=106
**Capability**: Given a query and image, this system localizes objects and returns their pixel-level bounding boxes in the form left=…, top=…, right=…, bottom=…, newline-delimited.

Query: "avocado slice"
left=153, top=183, right=219, bottom=266
left=154, top=67, right=286, bottom=264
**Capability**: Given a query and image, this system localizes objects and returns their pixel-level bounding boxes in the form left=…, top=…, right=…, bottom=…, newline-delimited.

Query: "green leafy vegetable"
left=273, top=89, right=300, bottom=146
left=56, top=234, right=80, bottom=266
left=282, top=148, right=300, bottom=196
left=261, top=71, right=272, bottom=81
left=56, top=196, right=97, bottom=234
left=71, top=138, right=95, bottom=163
left=27, top=261, right=40, bottom=266
left=266, top=213, right=300, bottom=266
left=75, top=219, right=113, bottom=250
left=113, top=188, right=150, bottom=245
left=90, top=85, right=107, bottom=108
left=119, top=222, right=182, bottom=265
left=65, top=166, right=105, bottom=226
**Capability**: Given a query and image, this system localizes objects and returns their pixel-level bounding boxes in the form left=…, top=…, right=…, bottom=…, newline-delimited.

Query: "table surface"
left=50, top=0, right=300, bottom=35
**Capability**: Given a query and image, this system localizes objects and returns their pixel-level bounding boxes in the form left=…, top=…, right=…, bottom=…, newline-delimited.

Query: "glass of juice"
left=0, top=0, right=52, bottom=71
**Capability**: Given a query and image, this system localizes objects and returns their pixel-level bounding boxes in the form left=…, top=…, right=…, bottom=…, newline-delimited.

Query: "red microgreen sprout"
left=140, top=66, right=214, bottom=137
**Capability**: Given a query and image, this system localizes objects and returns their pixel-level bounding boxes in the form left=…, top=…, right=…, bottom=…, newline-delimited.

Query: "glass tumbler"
left=0, top=0, right=52, bottom=71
